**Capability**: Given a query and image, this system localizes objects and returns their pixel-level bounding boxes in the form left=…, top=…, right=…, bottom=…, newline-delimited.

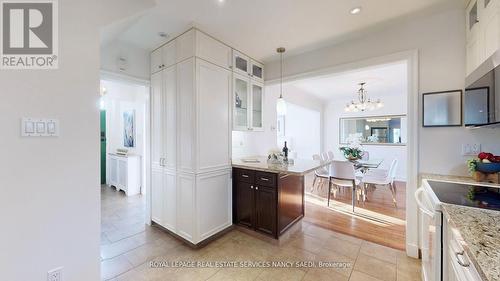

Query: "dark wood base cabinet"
left=232, top=168, right=304, bottom=239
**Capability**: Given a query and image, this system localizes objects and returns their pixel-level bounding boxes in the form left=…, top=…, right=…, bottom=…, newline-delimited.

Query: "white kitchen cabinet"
left=233, top=73, right=250, bottom=130
left=196, top=59, right=232, bottom=171
left=176, top=29, right=195, bottom=63
left=251, top=60, right=264, bottom=82
left=233, top=74, right=264, bottom=131
left=150, top=28, right=233, bottom=244
left=232, top=50, right=264, bottom=82
left=233, top=50, right=250, bottom=76
left=443, top=215, right=482, bottom=281
left=107, top=154, right=141, bottom=196
left=466, top=0, right=500, bottom=75
left=195, top=31, right=232, bottom=70
left=151, top=48, right=163, bottom=74
left=251, top=81, right=264, bottom=131
left=150, top=41, right=177, bottom=74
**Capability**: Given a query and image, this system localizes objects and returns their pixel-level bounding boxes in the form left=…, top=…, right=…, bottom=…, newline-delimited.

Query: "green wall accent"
left=100, top=110, right=106, bottom=184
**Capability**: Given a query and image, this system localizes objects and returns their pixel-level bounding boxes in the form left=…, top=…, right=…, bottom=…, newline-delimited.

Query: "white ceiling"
left=101, top=0, right=456, bottom=62
left=287, top=61, right=407, bottom=101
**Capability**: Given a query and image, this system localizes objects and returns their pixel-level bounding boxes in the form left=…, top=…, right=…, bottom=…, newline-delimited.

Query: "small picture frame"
left=422, top=90, right=463, bottom=127
left=123, top=110, right=135, bottom=148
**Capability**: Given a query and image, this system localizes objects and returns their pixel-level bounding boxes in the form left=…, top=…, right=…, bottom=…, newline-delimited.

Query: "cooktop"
left=427, top=180, right=500, bottom=211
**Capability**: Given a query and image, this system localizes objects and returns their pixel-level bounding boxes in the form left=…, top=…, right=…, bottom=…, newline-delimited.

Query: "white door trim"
left=265, top=49, right=420, bottom=257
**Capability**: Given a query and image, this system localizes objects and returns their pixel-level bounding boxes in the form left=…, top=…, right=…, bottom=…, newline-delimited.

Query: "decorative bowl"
left=476, top=162, right=500, bottom=173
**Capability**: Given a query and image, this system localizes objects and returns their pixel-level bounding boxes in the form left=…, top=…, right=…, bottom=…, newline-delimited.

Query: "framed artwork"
left=277, top=116, right=285, bottom=137
left=123, top=110, right=135, bottom=148
left=422, top=90, right=463, bottom=127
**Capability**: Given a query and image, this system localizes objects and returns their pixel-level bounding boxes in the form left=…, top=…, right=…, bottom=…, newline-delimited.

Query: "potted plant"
left=340, top=133, right=365, bottom=161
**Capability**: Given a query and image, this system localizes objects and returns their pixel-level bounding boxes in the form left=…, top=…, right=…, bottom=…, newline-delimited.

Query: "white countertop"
left=232, top=157, right=331, bottom=176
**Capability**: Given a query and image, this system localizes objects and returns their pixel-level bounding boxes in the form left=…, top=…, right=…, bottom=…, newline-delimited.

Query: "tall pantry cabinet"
left=150, top=29, right=233, bottom=244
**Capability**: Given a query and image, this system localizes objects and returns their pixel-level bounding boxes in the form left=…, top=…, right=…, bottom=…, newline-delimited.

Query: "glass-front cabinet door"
left=233, top=74, right=250, bottom=130
left=233, top=50, right=250, bottom=76
left=250, top=82, right=264, bottom=131
left=251, top=60, right=264, bottom=82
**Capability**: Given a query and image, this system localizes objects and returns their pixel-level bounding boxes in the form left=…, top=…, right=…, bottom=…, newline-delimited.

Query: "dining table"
left=331, top=158, right=384, bottom=211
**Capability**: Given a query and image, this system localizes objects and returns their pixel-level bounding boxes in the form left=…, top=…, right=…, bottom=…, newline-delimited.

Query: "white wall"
left=324, top=91, right=408, bottom=180
left=280, top=102, right=321, bottom=160
left=0, top=1, right=100, bottom=280
left=101, top=80, right=147, bottom=157
left=265, top=5, right=500, bottom=176
left=101, top=40, right=150, bottom=80
left=232, top=84, right=324, bottom=159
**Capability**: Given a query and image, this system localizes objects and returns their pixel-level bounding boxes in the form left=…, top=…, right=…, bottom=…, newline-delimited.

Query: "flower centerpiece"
left=340, top=133, right=365, bottom=161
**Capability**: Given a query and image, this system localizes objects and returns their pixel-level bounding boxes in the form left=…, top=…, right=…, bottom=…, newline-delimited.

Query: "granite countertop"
left=420, top=173, right=500, bottom=188
left=442, top=204, right=500, bottom=281
left=232, top=157, right=331, bottom=176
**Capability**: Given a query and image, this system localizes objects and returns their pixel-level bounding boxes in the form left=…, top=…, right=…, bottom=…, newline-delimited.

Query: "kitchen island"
left=232, top=157, right=331, bottom=239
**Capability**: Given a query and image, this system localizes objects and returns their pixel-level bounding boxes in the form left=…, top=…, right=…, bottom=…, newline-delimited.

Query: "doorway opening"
left=275, top=56, right=416, bottom=251
left=99, top=77, right=153, bottom=280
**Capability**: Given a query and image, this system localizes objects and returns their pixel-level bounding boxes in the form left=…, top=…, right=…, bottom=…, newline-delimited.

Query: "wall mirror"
left=422, top=90, right=462, bottom=127
left=340, top=115, right=407, bottom=145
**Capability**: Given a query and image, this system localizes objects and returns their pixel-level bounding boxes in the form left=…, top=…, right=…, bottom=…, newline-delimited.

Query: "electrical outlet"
left=47, top=267, right=62, bottom=281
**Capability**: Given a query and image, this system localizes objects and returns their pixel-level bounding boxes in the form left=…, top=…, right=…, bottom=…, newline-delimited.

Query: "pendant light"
left=276, top=47, right=287, bottom=116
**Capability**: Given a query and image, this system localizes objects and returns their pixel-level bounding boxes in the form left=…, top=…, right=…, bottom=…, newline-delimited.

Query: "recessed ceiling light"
left=158, top=32, right=168, bottom=38
left=218, top=0, right=225, bottom=4
left=350, top=7, right=362, bottom=15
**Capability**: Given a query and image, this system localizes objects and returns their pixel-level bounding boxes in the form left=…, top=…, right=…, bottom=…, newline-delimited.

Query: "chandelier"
left=344, top=82, right=383, bottom=112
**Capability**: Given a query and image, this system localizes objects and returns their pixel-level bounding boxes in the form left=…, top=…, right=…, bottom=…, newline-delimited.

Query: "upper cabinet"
left=233, top=51, right=250, bottom=76
left=466, top=0, right=500, bottom=75
left=231, top=50, right=265, bottom=131
left=196, top=31, right=232, bottom=69
left=150, top=41, right=177, bottom=74
left=232, top=73, right=264, bottom=131
left=232, top=50, right=264, bottom=83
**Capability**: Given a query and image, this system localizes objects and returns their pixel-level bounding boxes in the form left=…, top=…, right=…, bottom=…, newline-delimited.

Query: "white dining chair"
left=328, top=160, right=362, bottom=212
left=327, top=151, right=334, bottom=161
left=362, top=159, right=399, bottom=207
left=320, top=152, right=329, bottom=161
left=312, top=154, right=329, bottom=192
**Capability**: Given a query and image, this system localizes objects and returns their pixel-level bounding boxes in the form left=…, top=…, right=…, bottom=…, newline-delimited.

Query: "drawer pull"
left=242, top=174, right=249, bottom=178
left=455, top=251, right=470, bottom=267
left=260, top=177, right=269, bottom=181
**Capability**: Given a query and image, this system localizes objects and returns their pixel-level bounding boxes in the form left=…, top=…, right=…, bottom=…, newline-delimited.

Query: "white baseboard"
left=406, top=242, right=419, bottom=258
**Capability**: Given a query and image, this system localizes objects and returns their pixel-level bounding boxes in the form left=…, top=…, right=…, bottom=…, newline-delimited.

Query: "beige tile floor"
left=101, top=185, right=421, bottom=281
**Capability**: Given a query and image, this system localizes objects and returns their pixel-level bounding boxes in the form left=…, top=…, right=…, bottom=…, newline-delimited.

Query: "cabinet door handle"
left=455, top=251, right=470, bottom=267
left=242, top=174, right=249, bottom=178
left=250, top=185, right=254, bottom=189
left=260, top=177, right=269, bottom=181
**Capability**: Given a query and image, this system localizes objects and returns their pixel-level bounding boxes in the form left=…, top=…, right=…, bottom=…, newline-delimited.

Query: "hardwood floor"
left=304, top=176, right=407, bottom=250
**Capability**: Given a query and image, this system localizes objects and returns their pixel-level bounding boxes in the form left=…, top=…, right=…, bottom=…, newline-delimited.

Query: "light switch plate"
left=21, top=118, right=59, bottom=137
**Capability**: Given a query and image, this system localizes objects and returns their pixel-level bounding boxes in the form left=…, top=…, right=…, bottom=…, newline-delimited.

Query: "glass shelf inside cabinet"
left=235, top=78, right=249, bottom=128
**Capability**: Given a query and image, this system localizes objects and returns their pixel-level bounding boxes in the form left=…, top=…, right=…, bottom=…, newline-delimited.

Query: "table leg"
left=352, top=183, right=355, bottom=212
